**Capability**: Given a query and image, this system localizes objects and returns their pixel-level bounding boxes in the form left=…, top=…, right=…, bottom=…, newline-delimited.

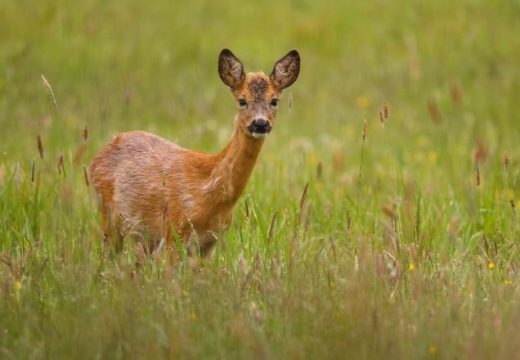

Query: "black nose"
left=249, top=118, right=271, bottom=134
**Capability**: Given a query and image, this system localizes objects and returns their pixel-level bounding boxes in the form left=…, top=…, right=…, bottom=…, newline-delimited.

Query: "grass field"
left=2, top=0, right=520, bottom=358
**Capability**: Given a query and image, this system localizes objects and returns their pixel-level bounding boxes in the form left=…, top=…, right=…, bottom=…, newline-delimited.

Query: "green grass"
left=2, top=0, right=520, bottom=358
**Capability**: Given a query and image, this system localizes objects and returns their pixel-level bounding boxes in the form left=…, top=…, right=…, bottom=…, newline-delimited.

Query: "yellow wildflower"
left=427, top=151, right=438, bottom=164
left=306, top=154, right=318, bottom=167
left=15, top=281, right=22, bottom=291
left=408, top=263, right=415, bottom=272
left=488, top=262, right=495, bottom=270
left=355, top=96, right=371, bottom=109
left=504, top=279, right=513, bottom=286
left=429, top=345, right=438, bottom=356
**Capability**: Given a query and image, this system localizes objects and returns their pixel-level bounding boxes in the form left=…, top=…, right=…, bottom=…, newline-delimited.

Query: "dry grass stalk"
left=37, top=135, right=44, bottom=159
left=382, top=204, right=398, bottom=220
left=267, top=213, right=277, bottom=245
left=473, top=141, right=488, bottom=164
left=379, top=102, right=390, bottom=124
left=83, top=124, right=89, bottom=142
left=316, top=161, right=322, bottom=180
left=57, top=153, right=64, bottom=175
left=31, top=161, right=35, bottom=183
left=476, top=166, right=481, bottom=187
left=41, top=74, right=57, bottom=108
left=427, top=98, right=441, bottom=123
left=449, top=81, right=462, bottom=105
left=356, top=120, right=368, bottom=210
left=299, top=182, right=309, bottom=211
left=504, top=152, right=510, bottom=174
left=73, top=144, right=86, bottom=165
left=83, top=166, right=90, bottom=187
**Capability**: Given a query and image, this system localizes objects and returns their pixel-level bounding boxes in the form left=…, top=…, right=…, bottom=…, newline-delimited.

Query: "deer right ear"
left=218, top=49, right=245, bottom=89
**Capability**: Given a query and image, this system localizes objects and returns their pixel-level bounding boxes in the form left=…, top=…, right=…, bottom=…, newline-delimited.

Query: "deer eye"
left=270, top=99, right=279, bottom=108
left=238, top=99, right=248, bottom=109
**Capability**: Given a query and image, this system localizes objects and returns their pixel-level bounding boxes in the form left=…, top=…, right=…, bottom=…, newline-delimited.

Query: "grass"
left=1, top=0, right=520, bottom=358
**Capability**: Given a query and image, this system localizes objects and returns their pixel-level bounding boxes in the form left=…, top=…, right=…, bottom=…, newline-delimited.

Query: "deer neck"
left=209, top=118, right=265, bottom=204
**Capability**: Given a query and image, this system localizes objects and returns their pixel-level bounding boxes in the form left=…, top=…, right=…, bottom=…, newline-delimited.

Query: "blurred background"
left=2, top=1, right=519, bottom=178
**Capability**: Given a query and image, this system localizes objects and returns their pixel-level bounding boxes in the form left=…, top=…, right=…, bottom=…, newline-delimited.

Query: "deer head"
left=218, top=49, right=300, bottom=139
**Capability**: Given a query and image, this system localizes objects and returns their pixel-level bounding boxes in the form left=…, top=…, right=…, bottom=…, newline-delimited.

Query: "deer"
left=88, top=49, right=301, bottom=260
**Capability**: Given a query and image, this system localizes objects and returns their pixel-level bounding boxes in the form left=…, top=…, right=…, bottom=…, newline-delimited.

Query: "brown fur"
left=89, top=49, right=300, bottom=259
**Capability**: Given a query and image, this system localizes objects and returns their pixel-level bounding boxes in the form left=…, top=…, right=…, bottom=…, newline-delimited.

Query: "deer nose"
left=250, top=118, right=271, bottom=133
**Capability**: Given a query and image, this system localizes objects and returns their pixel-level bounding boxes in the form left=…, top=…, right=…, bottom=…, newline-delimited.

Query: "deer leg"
left=101, top=203, right=124, bottom=254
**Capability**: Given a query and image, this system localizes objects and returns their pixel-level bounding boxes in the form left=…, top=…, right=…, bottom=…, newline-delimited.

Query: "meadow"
left=1, top=0, right=520, bottom=358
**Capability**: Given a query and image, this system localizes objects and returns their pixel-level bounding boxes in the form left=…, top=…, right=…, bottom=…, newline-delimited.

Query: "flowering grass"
left=1, top=0, right=520, bottom=358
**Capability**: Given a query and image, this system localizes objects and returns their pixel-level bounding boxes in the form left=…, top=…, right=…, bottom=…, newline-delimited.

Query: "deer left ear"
left=270, top=50, right=301, bottom=90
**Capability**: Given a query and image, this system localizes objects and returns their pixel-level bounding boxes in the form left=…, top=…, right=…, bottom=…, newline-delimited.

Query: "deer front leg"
left=101, top=203, right=124, bottom=254
left=189, top=230, right=219, bottom=258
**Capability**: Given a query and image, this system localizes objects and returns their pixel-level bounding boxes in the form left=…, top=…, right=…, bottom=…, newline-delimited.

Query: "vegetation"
left=1, top=0, right=520, bottom=358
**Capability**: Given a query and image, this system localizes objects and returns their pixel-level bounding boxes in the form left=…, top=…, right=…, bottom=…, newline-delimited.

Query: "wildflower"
left=488, top=262, right=495, bottom=270
left=429, top=345, right=438, bottom=356
left=427, top=151, right=437, bottom=164
left=503, top=279, right=513, bottom=286
left=14, top=281, right=22, bottom=302
left=355, top=96, right=371, bottom=109
left=306, top=154, right=318, bottom=167
left=408, top=263, right=415, bottom=272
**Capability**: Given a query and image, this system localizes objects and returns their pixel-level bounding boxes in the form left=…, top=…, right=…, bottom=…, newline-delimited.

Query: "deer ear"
left=270, top=50, right=300, bottom=90
left=218, top=49, right=245, bottom=89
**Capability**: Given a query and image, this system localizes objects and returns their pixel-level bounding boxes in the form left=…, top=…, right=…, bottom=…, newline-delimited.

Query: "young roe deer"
left=89, top=49, right=300, bottom=258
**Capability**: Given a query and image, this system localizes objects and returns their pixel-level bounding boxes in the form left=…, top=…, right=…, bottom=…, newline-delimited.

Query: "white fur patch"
left=251, top=132, right=268, bottom=139
left=201, top=175, right=222, bottom=194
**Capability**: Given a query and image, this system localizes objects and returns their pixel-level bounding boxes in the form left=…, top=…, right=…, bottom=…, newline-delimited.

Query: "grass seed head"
left=31, top=161, right=35, bottom=183
left=83, top=165, right=90, bottom=187
left=427, top=99, right=441, bottom=124
left=37, top=135, right=44, bottom=159
left=57, top=153, right=64, bottom=175
left=41, top=74, right=57, bottom=108
left=83, top=124, right=89, bottom=142
left=449, top=81, right=462, bottom=105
